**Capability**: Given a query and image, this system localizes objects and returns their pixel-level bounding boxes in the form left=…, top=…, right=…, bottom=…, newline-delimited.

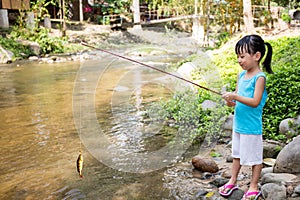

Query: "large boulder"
left=221, top=114, right=233, bottom=131
left=16, top=40, right=41, bottom=56
left=263, top=140, right=284, bottom=158
left=279, top=116, right=300, bottom=138
left=261, top=173, right=298, bottom=185
left=0, top=45, right=13, bottom=63
left=274, top=135, right=300, bottom=173
left=201, top=100, right=217, bottom=110
left=261, top=183, right=286, bottom=200
left=192, top=156, right=219, bottom=173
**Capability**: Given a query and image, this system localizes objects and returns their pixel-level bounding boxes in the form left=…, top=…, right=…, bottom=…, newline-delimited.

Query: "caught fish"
left=76, top=153, right=83, bottom=178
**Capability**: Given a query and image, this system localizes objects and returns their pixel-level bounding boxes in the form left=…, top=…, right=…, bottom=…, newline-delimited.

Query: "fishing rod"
left=81, top=42, right=222, bottom=96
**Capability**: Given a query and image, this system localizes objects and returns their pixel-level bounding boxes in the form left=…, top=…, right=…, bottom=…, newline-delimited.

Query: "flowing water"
left=0, top=48, right=197, bottom=200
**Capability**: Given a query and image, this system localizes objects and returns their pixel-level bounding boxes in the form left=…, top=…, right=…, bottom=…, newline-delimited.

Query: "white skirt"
left=232, top=131, right=263, bottom=166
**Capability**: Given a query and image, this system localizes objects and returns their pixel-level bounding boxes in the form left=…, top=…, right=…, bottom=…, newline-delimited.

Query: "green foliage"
left=262, top=37, right=300, bottom=140
left=272, top=0, right=300, bottom=8
left=9, top=27, right=67, bottom=54
left=30, top=0, right=56, bottom=28
left=211, top=47, right=240, bottom=92
left=281, top=11, right=291, bottom=23
left=210, top=149, right=222, bottom=158
left=148, top=0, right=194, bottom=16
left=156, top=89, right=231, bottom=145
left=101, top=0, right=131, bottom=15
left=0, top=36, right=32, bottom=59
left=213, top=31, right=230, bottom=48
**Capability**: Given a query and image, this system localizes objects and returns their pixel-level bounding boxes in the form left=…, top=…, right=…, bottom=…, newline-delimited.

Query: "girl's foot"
left=241, top=190, right=261, bottom=200
left=219, top=183, right=238, bottom=196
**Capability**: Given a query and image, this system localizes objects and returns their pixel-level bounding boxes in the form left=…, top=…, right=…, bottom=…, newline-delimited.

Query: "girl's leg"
left=242, top=164, right=262, bottom=200
left=230, top=131, right=241, bottom=184
left=249, top=164, right=262, bottom=192
left=219, top=158, right=241, bottom=193
left=230, top=158, right=242, bottom=184
left=219, top=131, right=241, bottom=194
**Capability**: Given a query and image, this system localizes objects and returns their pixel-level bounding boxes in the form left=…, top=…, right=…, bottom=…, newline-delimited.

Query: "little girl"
left=219, top=35, right=273, bottom=200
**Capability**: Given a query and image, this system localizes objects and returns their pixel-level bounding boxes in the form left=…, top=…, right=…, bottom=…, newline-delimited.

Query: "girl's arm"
left=223, top=73, right=239, bottom=107
left=224, top=76, right=265, bottom=108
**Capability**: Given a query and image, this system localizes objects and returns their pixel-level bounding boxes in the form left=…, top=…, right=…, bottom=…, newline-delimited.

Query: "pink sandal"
left=219, top=184, right=238, bottom=196
left=241, top=191, right=261, bottom=200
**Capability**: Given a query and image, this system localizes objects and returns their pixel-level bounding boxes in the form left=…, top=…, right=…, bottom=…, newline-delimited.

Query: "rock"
left=209, top=177, right=228, bottom=187
left=295, top=185, right=300, bottom=194
left=279, top=117, right=300, bottom=137
left=274, top=135, right=300, bottom=174
left=221, top=114, right=233, bottom=130
left=263, top=140, right=283, bottom=158
left=29, top=56, right=39, bottom=61
left=227, top=189, right=244, bottom=200
left=221, top=171, right=231, bottom=179
left=201, top=100, right=218, bottom=110
left=202, top=172, right=213, bottom=179
left=261, top=183, right=286, bottom=200
left=261, top=173, right=298, bottom=185
left=261, top=167, right=273, bottom=177
left=195, top=188, right=208, bottom=198
left=287, top=185, right=295, bottom=196
left=279, top=118, right=294, bottom=134
left=263, top=158, right=276, bottom=167
left=290, top=193, right=300, bottom=198
left=0, top=45, right=13, bottom=63
left=192, top=156, right=219, bottom=173
left=16, top=40, right=41, bottom=56
left=226, top=155, right=233, bottom=163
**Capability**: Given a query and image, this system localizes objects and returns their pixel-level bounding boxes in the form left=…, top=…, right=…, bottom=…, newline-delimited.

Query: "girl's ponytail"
left=263, top=42, right=273, bottom=74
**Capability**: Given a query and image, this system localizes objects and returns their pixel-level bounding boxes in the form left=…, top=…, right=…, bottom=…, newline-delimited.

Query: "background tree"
left=132, top=0, right=141, bottom=29
left=243, top=0, right=255, bottom=33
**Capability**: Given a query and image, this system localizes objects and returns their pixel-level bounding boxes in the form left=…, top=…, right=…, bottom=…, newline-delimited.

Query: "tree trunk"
left=268, top=0, right=274, bottom=28
left=243, top=0, right=255, bottom=33
left=62, top=0, right=66, bottom=36
left=132, top=0, right=141, bottom=29
left=79, top=0, right=83, bottom=22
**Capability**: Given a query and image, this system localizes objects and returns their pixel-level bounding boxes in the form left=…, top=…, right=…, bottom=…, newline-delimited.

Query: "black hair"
left=235, top=34, right=273, bottom=74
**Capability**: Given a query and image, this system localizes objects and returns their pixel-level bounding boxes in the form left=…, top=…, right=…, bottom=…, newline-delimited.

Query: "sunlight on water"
left=0, top=50, right=187, bottom=199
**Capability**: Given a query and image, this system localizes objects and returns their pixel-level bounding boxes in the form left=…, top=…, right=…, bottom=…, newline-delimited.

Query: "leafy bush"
left=263, top=37, right=300, bottom=140
left=9, top=26, right=67, bottom=54
left=0, top=36, right=32, bottom=59
left=153, top=88, right=232, bottom=145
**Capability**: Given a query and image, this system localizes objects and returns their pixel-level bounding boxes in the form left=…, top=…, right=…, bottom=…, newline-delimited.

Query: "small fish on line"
left=76, top=153, right=83, bottom=178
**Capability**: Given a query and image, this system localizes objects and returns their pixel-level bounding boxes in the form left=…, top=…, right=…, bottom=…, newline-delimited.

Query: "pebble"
left=295, top=185, right=300, bottom=194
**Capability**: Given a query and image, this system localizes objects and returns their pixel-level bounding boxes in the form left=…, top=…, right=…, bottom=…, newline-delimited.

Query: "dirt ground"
left=49, top=21, right=300, bottom=49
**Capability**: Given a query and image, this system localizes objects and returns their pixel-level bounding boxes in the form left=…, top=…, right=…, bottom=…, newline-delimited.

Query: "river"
left=0, top=46, right=199, bottom=200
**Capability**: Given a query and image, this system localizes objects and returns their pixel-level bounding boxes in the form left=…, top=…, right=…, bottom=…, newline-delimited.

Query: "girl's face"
left=237, top=51, right=261, bottom=71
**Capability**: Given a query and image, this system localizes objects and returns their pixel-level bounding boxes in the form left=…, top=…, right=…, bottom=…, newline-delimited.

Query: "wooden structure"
left=1, top=0, right=30, bottom=10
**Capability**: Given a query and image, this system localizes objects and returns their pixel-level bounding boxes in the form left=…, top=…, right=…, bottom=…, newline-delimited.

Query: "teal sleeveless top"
left=233, top=70, right=267, bottom=135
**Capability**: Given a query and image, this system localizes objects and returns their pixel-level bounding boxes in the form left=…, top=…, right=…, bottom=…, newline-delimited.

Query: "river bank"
left=1, top=22, right=299, bottom=64
left=1, top=23, right=299, bottom=199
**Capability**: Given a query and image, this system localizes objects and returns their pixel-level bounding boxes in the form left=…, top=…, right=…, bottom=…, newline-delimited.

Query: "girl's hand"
left=222, top=92, right=236, bottom=107
left=225, top=100, right=236, bottom=107
left=222, top=92, right=236, bottom=101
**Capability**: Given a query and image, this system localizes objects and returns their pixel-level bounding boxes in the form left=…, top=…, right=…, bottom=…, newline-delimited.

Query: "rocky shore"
left=163, top=101, right=300, bottom=199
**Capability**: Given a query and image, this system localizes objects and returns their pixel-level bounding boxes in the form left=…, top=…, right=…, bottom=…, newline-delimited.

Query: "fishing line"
left=79, top=99, right=82, bottom=152
left=76, top=73, right=83, bottom=178
left=81, top=42, right=222, bottom=96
